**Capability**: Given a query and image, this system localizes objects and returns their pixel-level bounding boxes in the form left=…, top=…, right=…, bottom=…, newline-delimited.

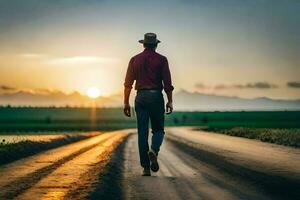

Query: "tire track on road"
left=0, top=132, right=107, bottom=188
left=0, top=133, right=115, bottom=199
left=15, top=131, right=131, bottom=200
left=166, top=134, right=300, bottom=200
left=124, top=133, right=276, bottom=200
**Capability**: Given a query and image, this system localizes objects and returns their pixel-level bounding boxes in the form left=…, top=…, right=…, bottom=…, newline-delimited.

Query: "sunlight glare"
left=87, top=87, right=100, bottom=99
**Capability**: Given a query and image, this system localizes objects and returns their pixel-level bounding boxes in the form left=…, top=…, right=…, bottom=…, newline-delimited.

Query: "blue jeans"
left=135, top=90, right=165, bottom=168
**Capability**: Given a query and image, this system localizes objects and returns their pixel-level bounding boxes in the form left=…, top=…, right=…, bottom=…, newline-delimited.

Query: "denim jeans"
left=135, top=90, right=165, bottom=168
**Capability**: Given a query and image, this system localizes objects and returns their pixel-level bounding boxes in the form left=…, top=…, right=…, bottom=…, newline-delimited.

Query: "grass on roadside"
left=199, top=127, right=300, bottom=148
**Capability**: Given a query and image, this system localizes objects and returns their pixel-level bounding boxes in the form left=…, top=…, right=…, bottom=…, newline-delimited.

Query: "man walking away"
left=123, top=33, right=174, bottom=176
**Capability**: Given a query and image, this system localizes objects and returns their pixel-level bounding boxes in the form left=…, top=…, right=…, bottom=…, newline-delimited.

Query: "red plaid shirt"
left=124, top=48, right=174, bottom=92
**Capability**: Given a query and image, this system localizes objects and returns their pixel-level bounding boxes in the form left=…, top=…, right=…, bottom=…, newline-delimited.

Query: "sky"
left=0, top=0, right=300, bottom=100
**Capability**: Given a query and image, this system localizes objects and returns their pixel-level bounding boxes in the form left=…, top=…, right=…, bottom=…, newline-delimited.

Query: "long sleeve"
left=162, top=57, right=174, bottom=92
left=124, top=57, right=135, bottom=89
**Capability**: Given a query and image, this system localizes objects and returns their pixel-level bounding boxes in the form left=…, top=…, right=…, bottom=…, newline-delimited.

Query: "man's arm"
left=162, top=57, right=174, bottom=114
left=165, top=91, right=173, bottom=114
left=123, top=58, right=135, bottom=117
left=123, top=87, right=132, bottom=117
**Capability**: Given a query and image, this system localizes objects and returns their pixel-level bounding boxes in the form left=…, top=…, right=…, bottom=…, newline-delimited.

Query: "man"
left=123, top=33, right=174, bottom=176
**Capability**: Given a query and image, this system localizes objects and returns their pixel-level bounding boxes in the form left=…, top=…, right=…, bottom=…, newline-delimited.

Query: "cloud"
left=19, top=53, right=46, bottom=59
left=47, top=56, right=118, bottom=65
left=16, top=54, right=119, bottom=66
left=287, top=81, right=300, bottom=88
left=214, top=84, right=227, bottom=90
left=0, top=85, right=16, bottom=91
left=195, top=82, right=278, bottom=90
left=233, top=82, right=278, bottom=89
left=0, top=85, right=64, bottom=95
left=194, top=83, right=208, bottom=89
left=34, top=88, right=63, bottom=95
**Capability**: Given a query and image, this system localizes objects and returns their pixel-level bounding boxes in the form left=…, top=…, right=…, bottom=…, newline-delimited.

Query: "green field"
left=0, top=107, right=299, bottom=132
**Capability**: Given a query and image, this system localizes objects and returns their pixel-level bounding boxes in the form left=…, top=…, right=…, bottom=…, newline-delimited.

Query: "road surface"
left=0, top=127, right=299, bottom=200
left=124, top=127, right=300, bottom=200
left=0, top=130, right=131, bottom=200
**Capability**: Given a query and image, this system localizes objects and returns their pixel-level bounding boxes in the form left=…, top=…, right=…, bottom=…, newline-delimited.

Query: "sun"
left=87, top=87, right=100, bottom=99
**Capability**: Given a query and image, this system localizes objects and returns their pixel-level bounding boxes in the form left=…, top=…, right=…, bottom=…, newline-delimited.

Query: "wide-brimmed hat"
left=138, top=33, right=161, bottom=44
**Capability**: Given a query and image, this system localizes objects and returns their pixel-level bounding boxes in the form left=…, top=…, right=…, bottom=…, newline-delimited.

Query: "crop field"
left=0, top=107, right=299, bottom=132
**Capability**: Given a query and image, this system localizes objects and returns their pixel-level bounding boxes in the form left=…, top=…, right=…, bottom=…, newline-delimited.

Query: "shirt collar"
left=143, top=48, right=156, bottom=53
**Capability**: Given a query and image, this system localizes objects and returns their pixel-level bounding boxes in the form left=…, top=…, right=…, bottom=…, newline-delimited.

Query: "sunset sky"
left=0, top=0, right=299, bottom=100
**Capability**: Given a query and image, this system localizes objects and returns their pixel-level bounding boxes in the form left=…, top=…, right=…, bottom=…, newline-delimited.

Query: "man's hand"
left=166, top=102, right=173, bottom=114
left=123, top=103, right=131, bottom=117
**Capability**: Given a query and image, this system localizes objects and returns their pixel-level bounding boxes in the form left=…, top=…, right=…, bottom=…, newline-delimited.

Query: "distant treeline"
left=0, top=107, right=299, bottom=132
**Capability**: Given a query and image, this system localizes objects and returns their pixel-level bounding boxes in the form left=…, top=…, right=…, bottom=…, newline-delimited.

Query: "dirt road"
left=123, top=127, right=300, bottom=200
left=124, top=135, right=270, bottom=200
left=0, top=130, right=131, bottom=200
left=0, top=127, right=299, bottom=200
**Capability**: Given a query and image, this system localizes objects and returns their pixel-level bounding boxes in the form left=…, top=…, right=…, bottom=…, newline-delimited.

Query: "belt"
left=137, top=89, right=161, bottom=93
